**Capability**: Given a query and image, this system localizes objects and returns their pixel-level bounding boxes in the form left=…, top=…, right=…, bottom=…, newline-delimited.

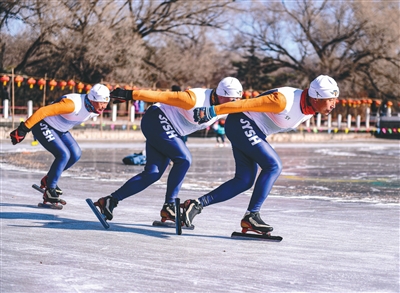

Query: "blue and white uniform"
left=111, top=88, right=226, bottom=204
left=30, top=94, right=100, bottom=189
left=197, top=87, right=314, bottom=212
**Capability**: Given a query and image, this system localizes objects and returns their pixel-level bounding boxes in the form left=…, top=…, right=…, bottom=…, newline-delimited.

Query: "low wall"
left=1, top=124, right=375, bottom=143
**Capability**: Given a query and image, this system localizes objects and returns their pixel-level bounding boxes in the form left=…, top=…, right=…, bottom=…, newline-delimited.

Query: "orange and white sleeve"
left=24, top=99, right=76, bottom=129
left=132, top=90, right=196, bottom=110
left=214, top=92, right=287, bottom=115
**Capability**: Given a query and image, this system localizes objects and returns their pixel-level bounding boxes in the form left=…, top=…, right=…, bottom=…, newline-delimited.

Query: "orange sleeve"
left=24, top=99, right=76, bottom=129
left=214, top=92, right=287, bottom=115
left=132, top=90, right=196, bottom=110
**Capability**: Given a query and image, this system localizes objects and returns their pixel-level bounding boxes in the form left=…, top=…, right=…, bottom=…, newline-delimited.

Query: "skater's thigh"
left=59, top=132, right=81, bottom=159
left=144, top=142, right=170, bottom=175
left=32, top=122, right=69, bottom=157
left=141, top=106, right=191, bottom=161
left=226, top=113, right=280, bottom=169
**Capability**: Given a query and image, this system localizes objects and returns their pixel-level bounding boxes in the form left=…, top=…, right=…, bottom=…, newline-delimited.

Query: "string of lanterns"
left=0, top=74, right=139, bottom=93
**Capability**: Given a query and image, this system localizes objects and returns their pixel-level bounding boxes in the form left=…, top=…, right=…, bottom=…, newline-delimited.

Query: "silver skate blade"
left=38, top=202, right=63, bottom=210
left=32, top=184, right=44, bottom=193
left=152, top=220, right=195, bottom=230
left=86, top=198, right=110, bottom=229
left=231, top=232, right=282, bottom=242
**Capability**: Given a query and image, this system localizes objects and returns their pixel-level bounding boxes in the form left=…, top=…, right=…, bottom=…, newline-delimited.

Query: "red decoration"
left=37, top=78, right=46, bottom=90
left=67, top=79, right=76, bottom=90
left=243, top=91, right=251, bottom=99
left=49, top=79, right=57, bottom=91
left=59, top=80, right=67, bottom=90
left=85, top=84, right=92, bottom=93
left=0, top=75, right=10, bottom=86
left=14, top=75, right=24, bottom=87
left=106, top=84, right=113, bottom=91
left=27, top=77, right=36, bottom=89
left=77, top=82, right=84, bottom=93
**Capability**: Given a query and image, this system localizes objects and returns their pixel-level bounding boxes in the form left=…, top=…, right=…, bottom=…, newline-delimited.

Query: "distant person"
left=92, top=77, right=243, bottom=224
left=183, top=75, right=339, bottom=234
left=10, top=84, right=110, bottom=205
left=214, top=119, right=226, bottom=147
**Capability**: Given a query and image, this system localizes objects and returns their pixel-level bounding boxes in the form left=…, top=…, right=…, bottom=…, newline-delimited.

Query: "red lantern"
left=49, top=79, right=57, bottom=91
left=14, top=75, right=24, bottom=87
left=243, top=91, right=251, bottom=99
left=0, top=75, right=10, bottom=86
left=67, top=79, right=76, bottom=90
left=387, top=101, right=393, bottom=107
left=27, top=78, right=36, bottom=89
left=37, top=78, right=46, bottom=90
left=85, top=84, right=92, bottom=93
left=59, top=80, right=67, bottom=90
left=77, top=82, right=84, bottom=93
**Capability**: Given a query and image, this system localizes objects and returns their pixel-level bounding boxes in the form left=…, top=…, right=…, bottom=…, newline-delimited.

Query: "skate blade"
left=86, top=198, right=110, bottom=229
left=34, top=184, right=66, bottom=208
left=174, top=198, right=183, bottom=235
left=32, top=184, right=44, bottom=193
left=38, top=202, right=63, bottom=210
left=152, top=220, right=195, bottom=230
left=231, top=232, right=282, bottom=242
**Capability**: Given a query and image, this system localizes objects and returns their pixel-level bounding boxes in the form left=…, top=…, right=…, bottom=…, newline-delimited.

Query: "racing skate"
left=32, top=184, right=66, bottom=210
left=152, top=200, right=194, bottom=230
left=231, top=212, right=282, bottom=242
left=86, top=198, right=110, bottom=229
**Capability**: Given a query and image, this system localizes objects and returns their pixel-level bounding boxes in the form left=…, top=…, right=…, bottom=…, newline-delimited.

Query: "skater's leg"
left=59, top=132, right=82, bottom=171
left=247, top=143, right=282, bottom=212
left=111, top=142, right=169, bottom=201
left=198, top=145, right=257, bottom=207
left=164, top=138, right=192, bottom=204
left=110, top=106, right=177, bottom=201
left=197, top=113, right=262, bottom=207
left=32, top=122, right=71, bottom=189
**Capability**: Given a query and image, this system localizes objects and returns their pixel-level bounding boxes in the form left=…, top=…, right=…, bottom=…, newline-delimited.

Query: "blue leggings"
left=32, top=121, right=82, bottom=188
left=198, top=113, right=282, bottom=212
left=112, top=106, right=192, bottom=203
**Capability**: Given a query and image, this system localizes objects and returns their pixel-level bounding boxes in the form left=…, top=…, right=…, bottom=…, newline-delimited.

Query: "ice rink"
left=1, top=138, right=399, bottom=293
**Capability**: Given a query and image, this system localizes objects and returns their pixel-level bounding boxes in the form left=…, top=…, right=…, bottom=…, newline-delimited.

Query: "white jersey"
left=155, top=88, right=225, bottom=136
left=244, top=87, right=312, bottom=135
left=44, top=94, right=99, bottom=132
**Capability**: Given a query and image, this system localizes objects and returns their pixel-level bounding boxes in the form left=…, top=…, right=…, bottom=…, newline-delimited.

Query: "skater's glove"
left=193, top=106, right=216, bottom=124
left=110, top=88, right=133, bottom=104
left=10, top=122, right=31, bottom=145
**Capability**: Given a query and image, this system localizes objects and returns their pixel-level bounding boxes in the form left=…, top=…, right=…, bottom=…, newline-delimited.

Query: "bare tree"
left=1, top=0, right=236, bottom=88
left=234, top=0, right=400, bottom=100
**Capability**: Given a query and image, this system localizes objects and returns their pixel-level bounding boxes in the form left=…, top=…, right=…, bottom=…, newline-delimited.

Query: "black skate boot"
left=43, top=188, right=66, bottom=205
left=182, top=199, right=203, bottom=227
left=160, top=202, right=176, bottom=222
left=241, top=211, right=273, bottom=234
left=94, top=196, right=118, bottom=221
left=40, top=176, right=63, bottom=195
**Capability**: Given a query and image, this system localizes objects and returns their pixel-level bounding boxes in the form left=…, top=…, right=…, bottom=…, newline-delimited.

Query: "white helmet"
left=309, top=75, right=339, bottom=99
left=216, top=77, right=243, bottom=98
left=88, top=84, right=110, bottom=102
